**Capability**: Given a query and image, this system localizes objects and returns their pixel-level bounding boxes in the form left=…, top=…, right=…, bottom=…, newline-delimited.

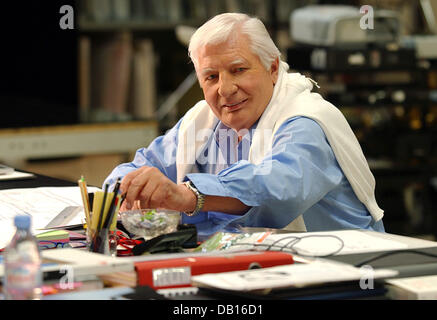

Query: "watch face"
left=189, top=181, right=197, bottom=190
left=184, top=182, right=198, bottom=216
left=186, top=181, right=198, bottom=194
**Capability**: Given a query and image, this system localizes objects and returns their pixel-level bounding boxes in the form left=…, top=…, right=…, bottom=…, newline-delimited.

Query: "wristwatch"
left=183, top=181, right=205, bottom=217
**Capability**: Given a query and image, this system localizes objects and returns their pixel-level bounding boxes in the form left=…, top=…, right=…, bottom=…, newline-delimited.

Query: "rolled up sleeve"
left=188, top=117, right=345, bottom=229
left=103, top=119, right=182, bottom=190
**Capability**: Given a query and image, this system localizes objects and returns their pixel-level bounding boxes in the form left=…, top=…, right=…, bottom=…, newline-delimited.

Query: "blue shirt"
left=104, top=116, right=385, bottom=238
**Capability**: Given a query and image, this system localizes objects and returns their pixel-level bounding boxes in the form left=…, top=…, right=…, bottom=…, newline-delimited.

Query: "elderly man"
left=104, top=13, right=385, bottom=238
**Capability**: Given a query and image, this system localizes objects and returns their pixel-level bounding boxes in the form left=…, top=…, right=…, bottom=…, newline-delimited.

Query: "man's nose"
left=218, top=74, right=237, bottom=98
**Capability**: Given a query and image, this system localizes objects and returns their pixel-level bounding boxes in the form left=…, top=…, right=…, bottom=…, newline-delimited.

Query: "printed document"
left=210, top=230, right=409, bottom=256
left=192, top=259, right=398, bottom=292
left=0, top=186, right=100, bottom=249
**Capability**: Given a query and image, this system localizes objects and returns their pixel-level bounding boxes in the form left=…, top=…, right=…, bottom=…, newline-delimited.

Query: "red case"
left=134, top=251, right=294, bottom=289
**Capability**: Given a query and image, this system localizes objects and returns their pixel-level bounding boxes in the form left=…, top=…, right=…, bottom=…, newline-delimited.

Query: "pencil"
left=97, top=183, right=109, bottom=231
left=102, top=178, right=121, bottom=229
left=120, top=193, right=126, bottom=207
left=102, top=194, right=121, bottom=231
left=78, top=176, right=91, bottom=228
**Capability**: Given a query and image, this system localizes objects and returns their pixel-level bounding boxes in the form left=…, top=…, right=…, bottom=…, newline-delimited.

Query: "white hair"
left=188, top=13, right=281, bottom=71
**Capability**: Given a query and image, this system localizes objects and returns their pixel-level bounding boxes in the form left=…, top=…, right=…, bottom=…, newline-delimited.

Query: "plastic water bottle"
left=3, top=215, right=42, bottom=300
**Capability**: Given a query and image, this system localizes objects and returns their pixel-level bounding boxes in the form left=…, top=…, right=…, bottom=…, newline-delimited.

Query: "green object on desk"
left=36, top=230, right=69, bottom=242
left=194, top=232, right=250, bottom=252
left=140, top=209, right=157, bottom=222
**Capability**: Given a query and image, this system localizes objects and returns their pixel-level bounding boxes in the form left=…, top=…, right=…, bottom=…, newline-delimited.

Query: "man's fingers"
left=120, top=166, right=175, bottom=210
left=119, top=170, right=137, bottom=196
left=122, top=169, right=151, bottom=209
left=133, top=200, right=142, bottom=210
left=146, top=182, right=168, bottom=209
left=119, top=201, right=128, bottom=213
left=138, top=181, right=153, bottom=209
left=124, top=179, right=146, bottom=209
left=139, top=176, right=166, bottom=208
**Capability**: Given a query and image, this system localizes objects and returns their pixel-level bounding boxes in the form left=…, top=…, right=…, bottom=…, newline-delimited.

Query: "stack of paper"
left=36, top=230, right=70, bottom=250
left=192, top=259, right=397, bottom=294
left=0, top=248, right=134, bottom=282
left=36, top=230, right=70, bottom=242
left=386, top=275, right=437, bottom=300
left=198, top=230, right=410, bottom=256
left=41, top=248, right=134, bottom=277
left=0, top=170, right=35, bottom=181
left=99, top=271, right=138, bottom=287
left=0, top=186, right=100, bottom=249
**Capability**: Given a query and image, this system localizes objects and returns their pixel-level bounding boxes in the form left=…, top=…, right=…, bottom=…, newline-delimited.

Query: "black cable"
left=231, top=234, right=345, bottom=258
left=233, top=236, right=437, bottom=267
left=288, top=235, right=345, bottom=257
left=281, top=237, right=303, bottom=252
left=219, top=232, right=437, bottom=268
left=231, top=242, right=299, bottom=254
left=354, top=249, right=437, bottom=268
left=266, top=235, right=300, bottom=251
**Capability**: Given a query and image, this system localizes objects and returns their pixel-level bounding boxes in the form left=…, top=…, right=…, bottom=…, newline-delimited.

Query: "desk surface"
left=329, top=230, right=437, bottom=279
left=4, top=171, right=437, bottom=300
left=362, top=229, right=437, bottom=250
left=0, top=171, right=77, bottom=190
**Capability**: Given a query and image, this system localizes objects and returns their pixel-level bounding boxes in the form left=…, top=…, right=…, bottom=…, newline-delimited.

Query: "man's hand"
left=119, top=166, right=196, bottom=212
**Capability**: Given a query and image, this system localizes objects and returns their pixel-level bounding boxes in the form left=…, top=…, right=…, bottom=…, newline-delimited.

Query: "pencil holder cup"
left=87, top=227, right=118, bottom=257
left=85, top=226, right=92, bottom=250
left=108, top=230, right=119, bottom=257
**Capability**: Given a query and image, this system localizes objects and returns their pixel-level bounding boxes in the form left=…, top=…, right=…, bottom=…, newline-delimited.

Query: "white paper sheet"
left=224, top=230, right=409, bottom=256
left=192, top=259, right=398, bottom=292
left=0, top=186, right=100, bottom=249
left=0, top=171, right=35, bottom=181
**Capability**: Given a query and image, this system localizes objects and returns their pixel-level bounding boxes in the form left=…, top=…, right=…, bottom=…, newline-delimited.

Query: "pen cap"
left=14, top=215, right=31, bottom=230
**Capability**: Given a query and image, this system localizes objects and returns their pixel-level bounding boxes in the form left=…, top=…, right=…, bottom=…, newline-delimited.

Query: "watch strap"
left=183, top=181, right=205, bottom=216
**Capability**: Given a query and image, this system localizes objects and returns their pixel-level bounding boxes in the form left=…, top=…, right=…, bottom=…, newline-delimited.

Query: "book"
left=99, top=271, right=138, bottom=287
left=386, top=275, right=437, bottom=300
left=87, top=0, right=112, bottom=22
left=184, top=0, right=207, bottom=21
left=37, top=230, right=70, bottom=250
left=134, top=251, right=294, bottom=290
left=168, top=0, right=182, bottom=22
left=0, top=186, right=100, bottom=249
left=130, top=0, right=146, bottom=20
left=78, top=36, right=91, bottom=122
left=100, top=32, right=133, bottom=116
left=130, top=39, right=156, bottom=120
left=41, top=248, right=134, bottom=278
left=36, top=230, right=70, bottom=242
left=42, top=274, right=104, bottom=296
left=112, top=0, right=131, bottom=21
left=191, top=259, right=397, bottom=296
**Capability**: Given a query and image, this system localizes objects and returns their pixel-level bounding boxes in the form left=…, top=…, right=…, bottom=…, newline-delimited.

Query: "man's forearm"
left=178, top=184, right=250, bottom=215
left=202, top=195, right=250, bottom=215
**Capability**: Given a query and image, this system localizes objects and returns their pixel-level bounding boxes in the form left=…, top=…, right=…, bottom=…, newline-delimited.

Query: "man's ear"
left=270, top=57, right=279, bottom=85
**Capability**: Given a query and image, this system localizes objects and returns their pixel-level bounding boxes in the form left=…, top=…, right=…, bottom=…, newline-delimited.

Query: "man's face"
left=196, top=35, right=279, bottom=133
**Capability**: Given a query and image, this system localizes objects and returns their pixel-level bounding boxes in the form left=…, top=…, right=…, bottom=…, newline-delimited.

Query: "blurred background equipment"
left=290, top=4, right=400, bottom=47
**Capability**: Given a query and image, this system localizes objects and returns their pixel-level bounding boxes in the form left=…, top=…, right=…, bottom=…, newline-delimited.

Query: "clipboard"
left=44, top=206, right=83, bottom=229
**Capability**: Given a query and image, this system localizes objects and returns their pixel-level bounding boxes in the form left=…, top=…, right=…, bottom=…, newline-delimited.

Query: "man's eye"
left=235, top=68, right=245, bottom=73
left=206, top=74, right=217, bottom=81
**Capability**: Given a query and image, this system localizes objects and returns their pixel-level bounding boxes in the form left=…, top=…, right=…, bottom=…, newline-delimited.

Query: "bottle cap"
left=14, top=215, right=31, bottom=229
